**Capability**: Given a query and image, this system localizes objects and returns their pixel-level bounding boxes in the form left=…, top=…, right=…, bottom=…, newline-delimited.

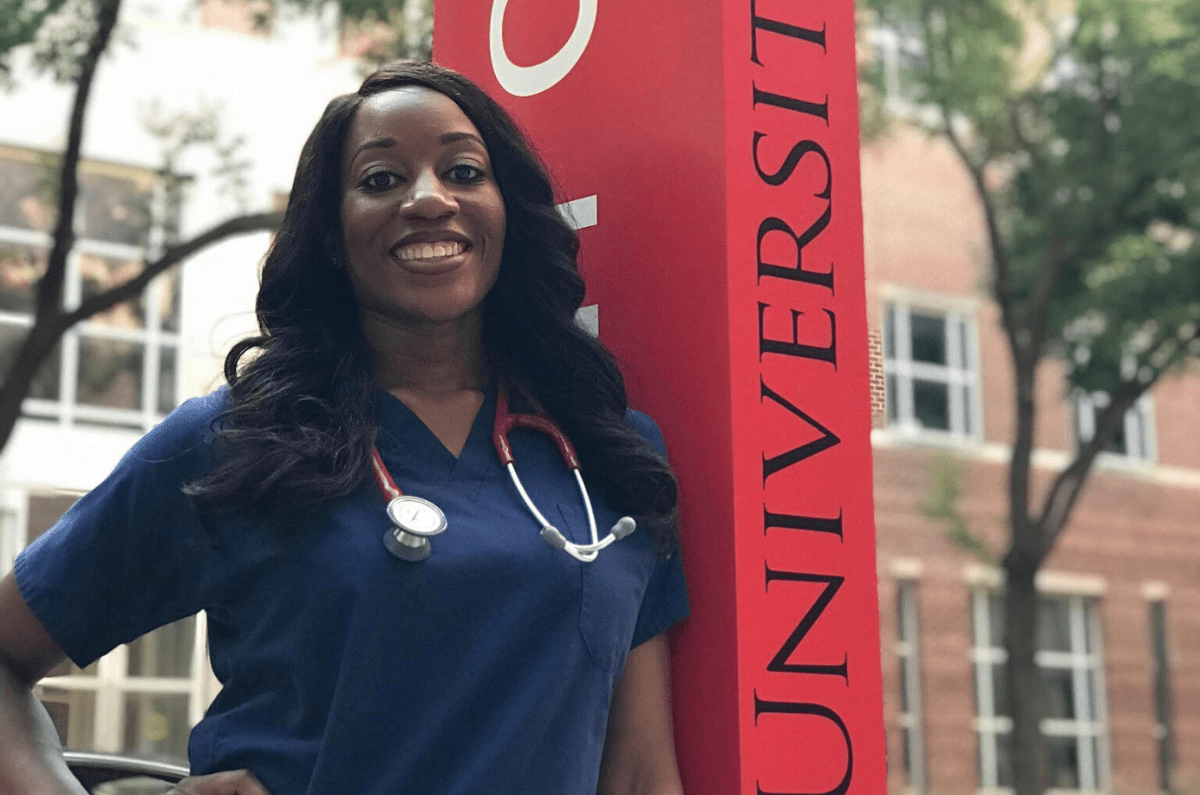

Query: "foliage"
left=0, top=0, right=431, bottom=80
left=920, top=451, right=993, bottom=562
left=866, top=0, right=1200, bottom=398
left=861, top=0, right=1199, bottom=792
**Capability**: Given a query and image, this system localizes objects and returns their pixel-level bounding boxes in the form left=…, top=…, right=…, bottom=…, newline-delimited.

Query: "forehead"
left=344, top=87, right=484, bottom=159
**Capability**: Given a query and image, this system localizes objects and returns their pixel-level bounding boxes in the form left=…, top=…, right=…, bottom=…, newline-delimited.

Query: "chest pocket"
left=556, top=502, right=653, bottom=673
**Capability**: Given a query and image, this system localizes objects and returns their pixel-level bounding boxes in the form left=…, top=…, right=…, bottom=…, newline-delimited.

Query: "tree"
left=859, top=0, right=1200, bottom=792
left=0, top=0, right=432, bottom=457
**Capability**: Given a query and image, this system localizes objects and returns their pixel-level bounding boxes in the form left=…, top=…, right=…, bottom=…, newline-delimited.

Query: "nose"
left=401, top=169, right=456, bottom=219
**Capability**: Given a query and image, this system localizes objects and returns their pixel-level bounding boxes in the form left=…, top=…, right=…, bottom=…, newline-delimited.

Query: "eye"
left=361, top=170, right=400, bottom=191
left=447, top=163, right=486, bottom=183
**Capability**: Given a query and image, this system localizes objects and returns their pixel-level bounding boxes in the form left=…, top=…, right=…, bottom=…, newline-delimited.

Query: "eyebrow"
left=351, top=132, right=486, bottom=160
left=440, top=132, right=485, bottom=146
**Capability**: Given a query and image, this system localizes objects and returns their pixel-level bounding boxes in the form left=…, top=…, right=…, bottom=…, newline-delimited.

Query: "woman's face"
left=340, top=86, right=506, bottom=333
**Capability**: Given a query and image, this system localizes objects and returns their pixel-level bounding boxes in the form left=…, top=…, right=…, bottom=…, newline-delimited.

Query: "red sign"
left=436, top=1, right=885, bottom=792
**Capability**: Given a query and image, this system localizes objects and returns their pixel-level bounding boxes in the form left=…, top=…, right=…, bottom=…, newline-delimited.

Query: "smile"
left=392, top=240, right=467, bottom=261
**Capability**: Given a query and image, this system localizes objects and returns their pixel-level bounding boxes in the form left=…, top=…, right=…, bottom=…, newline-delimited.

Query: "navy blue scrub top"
left=15, top=386, right=689, bottom=795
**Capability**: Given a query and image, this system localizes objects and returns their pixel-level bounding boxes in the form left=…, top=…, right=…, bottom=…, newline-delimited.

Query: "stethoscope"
left=370, top=385, right=636, bottom=563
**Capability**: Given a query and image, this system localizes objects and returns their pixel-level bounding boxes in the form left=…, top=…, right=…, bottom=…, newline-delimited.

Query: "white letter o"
left=489, top=0, right=597, bottom=97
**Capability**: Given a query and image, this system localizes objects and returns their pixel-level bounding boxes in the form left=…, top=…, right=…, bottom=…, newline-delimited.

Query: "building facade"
left=0, top=0, right=361, bottom=764
left=865, top=126, right=1200, bottom=795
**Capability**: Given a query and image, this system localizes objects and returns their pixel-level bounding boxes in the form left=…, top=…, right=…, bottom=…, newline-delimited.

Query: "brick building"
left=864, top=126, right=1199, bottom=795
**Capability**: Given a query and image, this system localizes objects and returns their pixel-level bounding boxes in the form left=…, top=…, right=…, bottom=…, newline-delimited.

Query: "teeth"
left=395, top=241, right=464, bottom=261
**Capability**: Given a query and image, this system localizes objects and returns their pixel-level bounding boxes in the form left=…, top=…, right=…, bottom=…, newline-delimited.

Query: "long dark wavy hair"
left=185, top=61, right=679, bottom=552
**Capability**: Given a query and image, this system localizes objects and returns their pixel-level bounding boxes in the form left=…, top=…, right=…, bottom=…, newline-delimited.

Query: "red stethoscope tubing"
left=372, top=385, right=635, bottom=562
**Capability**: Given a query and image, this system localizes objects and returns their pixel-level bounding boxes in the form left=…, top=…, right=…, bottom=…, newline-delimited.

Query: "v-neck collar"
left=375, top=383, right=497, bottom=494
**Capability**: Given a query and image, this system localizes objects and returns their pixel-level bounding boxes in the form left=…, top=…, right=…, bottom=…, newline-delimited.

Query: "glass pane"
left=38, top=686, right=97, bottom=749
left=995, top=731, right=1014, bottom=788
left=0, top=243, right=48, bottom=313
left=886, top=374, right=898, bottom=423
left=76, top=336, right=144, bottom=409
left=0, top=321, right=60, bottom=399
left=992, top=662, right=1010, bottom=717
left=1084, top=600, right=1100, bottom=654
left=957, top=318, right=970, bottom=370
left=121, top=692, right=190, bottom=764
left=79, top=254, right=146, bottom=329
left=913, top=379, right=949, bottom=430
left=901, top=727, right=913, bottom=778
left=961, top=385, right=972, bottom=436
left=988, top=593, right=1004, bottom=648
left=884, top=305, right=896, bottom=358
left=0, top=155, right=57, bottom=231
left=910, top=312, right=946, bottom=364
left=1042, top=667, right=1076, bottom=719
left=127, top=615, right=195, bottom=678
left=157, top=270, right=181, bottom=332
left=1088, top=669, right=1102, bottom=722
left=1045, top=735, right=1081, bottom=789
left=1104, top=417, right=1128, bottom=455
left=157, top=345, right=177, bottom=415
left=898, top=656, right=912, bottom=712
left=1038, top=598, right=1072, bottom=652
left=80, top=172, right=151, bottom=246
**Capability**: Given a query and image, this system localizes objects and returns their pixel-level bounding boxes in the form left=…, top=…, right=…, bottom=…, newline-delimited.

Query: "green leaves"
left=0, top=0, right=431, bottom=83
left=866, top=0, right=1200, bottom=394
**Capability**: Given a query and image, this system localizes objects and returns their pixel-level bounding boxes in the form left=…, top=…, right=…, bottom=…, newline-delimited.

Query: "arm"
left=596, top=634, right=684, bottom=795
left=0, top=573, right=272, bottom=795
left=0, top=572, right=88, bottom=795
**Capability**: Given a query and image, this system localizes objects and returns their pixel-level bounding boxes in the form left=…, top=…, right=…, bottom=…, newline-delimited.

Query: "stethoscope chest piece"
left=383, top=495, right=448, bottom=562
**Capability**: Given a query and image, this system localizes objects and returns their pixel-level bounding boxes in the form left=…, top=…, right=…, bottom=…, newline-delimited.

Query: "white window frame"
left=1072, top=391, right=1155, bottom=465
left=882, top=296, right=982, bottom=443
left=0, top=150, right=183, bottom=431
left=35, top=613, right=212, bottom=759
left=866, top=26, right=929, bottom=115
left=970, top=588, right=1111, bottom=795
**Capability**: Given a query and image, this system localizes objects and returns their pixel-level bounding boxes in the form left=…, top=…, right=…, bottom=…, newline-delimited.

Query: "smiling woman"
left=339, top=88, right=506, bottom=337
left=0, top=61, right=688, bottom=795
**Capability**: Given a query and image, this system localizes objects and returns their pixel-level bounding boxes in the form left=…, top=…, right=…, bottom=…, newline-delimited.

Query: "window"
left=37, top=615, right=205, bottom=765
left=896, top=581, right=926, bottom=792
left=971, top=591, right=1109, bottom=792
left=1073, top=392, right=1154, bottom=463
left=1147, top=599, right=1175, bottom=794
left=883, top=303, right=980, bottom=440
left=865, top=25, right=929, bottom=111
left=0, top=146, right=181, bottom=431
left=26, top=495, right=207, bottom=765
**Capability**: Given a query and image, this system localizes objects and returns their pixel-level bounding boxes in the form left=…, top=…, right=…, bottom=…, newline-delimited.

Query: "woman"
left=0, top=62, right=688, bottom=795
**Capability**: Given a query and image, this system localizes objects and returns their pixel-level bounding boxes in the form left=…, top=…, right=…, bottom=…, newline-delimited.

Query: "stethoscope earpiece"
left=540, top=526, right=568, bottom=550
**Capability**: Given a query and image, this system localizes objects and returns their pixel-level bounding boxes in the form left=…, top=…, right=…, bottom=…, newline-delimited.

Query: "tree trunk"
left=1004, top=556, right=1044, bottom=795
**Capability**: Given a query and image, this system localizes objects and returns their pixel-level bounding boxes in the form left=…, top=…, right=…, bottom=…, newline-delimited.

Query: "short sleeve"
left=625, top=409, right=690, bottom=648
left=13, top=392, right=226, bottom=668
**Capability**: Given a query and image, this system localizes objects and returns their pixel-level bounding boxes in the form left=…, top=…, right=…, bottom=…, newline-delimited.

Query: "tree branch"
left=1037, top=380, right=1144, bottom=554
left=0, top=209, right=283, bottom=458
left=37, top=0, right=122, bottom=323
left=1022, top=232, right=1067, bottom=352
left=64, top=210, right=283, bottom=326
left=938, top=100, right=1018, bottom=345
left=1037, top=318, right=1194, bottom=555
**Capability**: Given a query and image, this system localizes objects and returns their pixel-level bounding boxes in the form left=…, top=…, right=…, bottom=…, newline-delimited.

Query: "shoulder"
left=624, top=409, right=667, bottom=457
left=122, top=387, right=230, bottom=471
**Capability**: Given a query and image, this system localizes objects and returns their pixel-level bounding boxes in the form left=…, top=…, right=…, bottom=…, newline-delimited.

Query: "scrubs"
left=15, top=386, right=689, bottom=795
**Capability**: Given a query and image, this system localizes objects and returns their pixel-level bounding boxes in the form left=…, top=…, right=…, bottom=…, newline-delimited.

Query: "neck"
left=363, top=311, right=488, bottom=397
